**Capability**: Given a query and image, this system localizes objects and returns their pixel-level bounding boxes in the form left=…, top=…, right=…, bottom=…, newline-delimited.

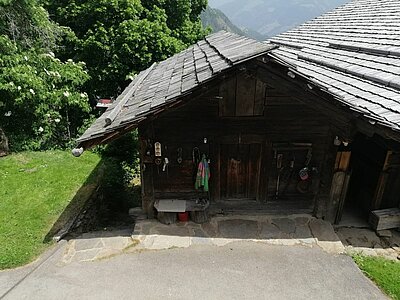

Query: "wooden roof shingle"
left=268, top=0, right=400, bottom=131
left=78, top=31, right=276, bottom=145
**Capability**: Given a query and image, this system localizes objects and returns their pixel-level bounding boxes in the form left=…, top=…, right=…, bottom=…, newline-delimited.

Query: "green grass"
left=0, top=150, right=101, bottom=270
left=353, top=255, right=400, bottom=299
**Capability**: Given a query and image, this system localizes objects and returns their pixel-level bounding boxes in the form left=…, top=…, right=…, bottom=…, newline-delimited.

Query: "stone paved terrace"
left=131, top=215, right=345, bottom=254
left=59, top=214, right=400, bottom=264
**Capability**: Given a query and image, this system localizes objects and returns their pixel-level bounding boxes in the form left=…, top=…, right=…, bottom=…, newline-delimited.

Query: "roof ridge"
left=204, top=33, right=233, bottom=67
left=196, top=41, right=215, bottom=74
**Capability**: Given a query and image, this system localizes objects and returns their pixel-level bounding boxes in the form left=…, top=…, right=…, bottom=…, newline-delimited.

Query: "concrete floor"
left=0, top=241, right=386, bottom=300
left=1, top=214, right=395, bottom=299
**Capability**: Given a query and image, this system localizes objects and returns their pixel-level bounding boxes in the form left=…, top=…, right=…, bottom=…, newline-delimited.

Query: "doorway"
left=336, top=134, right=387, bottom=226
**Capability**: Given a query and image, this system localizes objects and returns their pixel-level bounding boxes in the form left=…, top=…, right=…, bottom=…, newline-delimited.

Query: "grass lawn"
left=353, top=255, right=400, bottom=299
left=0, top=151, right=101, bottom=270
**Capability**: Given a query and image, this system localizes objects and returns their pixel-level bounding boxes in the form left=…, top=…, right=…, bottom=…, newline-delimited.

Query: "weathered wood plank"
left=372, top=151, right=393, bottom=210
left=254, top=79, right=266, bottom=115
left=327, top=171, right=346, bottom=222
left=219, top=76, right=236, bottom=117
left=236, top=74, right=255, bottom=116
left=369, top=208, right=400, bottom=230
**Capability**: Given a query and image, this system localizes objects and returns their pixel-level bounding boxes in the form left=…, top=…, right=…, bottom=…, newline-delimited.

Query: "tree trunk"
left=0, top=127, right=9, bottom=157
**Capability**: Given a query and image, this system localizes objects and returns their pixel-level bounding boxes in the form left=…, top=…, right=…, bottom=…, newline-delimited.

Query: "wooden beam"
left=138, top=124, right=155, bottom=218
left=371, top=151, right=392, bottom=210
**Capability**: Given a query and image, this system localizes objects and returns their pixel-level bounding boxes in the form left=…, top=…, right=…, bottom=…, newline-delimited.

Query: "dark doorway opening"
left=338, top=134, right=387, bottom=227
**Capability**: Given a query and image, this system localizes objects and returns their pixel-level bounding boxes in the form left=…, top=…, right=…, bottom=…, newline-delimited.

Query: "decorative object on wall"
left=177, top=147, right=183, bottom=164
left=299, top=167, right=309, bottom=180
left=333, top=136, right=341, bottom=146
left=154, top=142, right=162, bottom=157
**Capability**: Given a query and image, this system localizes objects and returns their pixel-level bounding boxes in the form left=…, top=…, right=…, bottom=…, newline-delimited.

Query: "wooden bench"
left=154, top=199, right=209, bottom=225
left=369, top=208, right=400, bottom=231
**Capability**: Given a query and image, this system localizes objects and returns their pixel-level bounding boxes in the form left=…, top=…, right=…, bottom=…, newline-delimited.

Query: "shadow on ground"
left=335, top=226, right=400, bottom=259
left=43, top=160, right=105, bottom=242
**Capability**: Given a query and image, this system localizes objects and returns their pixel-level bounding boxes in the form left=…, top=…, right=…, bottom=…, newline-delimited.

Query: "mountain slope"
left=201, top=6, right=245, bottom=36
left=208, top=0, right=349, bottom=38
left=201, top=6, right=265, bottom=40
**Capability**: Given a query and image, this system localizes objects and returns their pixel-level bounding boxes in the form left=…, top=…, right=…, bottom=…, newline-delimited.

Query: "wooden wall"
left=138, top=65, right=351, bottom=218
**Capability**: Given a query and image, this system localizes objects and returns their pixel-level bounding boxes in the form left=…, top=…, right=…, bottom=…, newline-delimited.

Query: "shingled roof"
left=77, top=31, right=276, bottom=146
left=268, top=0, right=400, bottom=131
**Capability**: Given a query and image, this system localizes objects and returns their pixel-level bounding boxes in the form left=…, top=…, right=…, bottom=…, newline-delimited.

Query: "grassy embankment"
left=353, top=255, right=400, bottom=299
left=0, top=151, right=101, bottom=270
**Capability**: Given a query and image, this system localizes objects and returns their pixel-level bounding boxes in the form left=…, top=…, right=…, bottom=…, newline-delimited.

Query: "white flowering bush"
left=0, top=35, right=90, bottom=150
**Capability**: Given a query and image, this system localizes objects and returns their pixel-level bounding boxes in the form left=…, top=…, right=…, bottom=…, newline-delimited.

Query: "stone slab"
left=294, top=217, right=310, bottom=226
left=272, top=218, right=296, bottom=235
left=336, top=227, right=383, bottom=248
left=317, top=241, right=345, bottom=254
left=72, top=248, right=101, bottom=262
left=218, top=219, right=258, bottom=239
left=73, top=238, right=103, bottom=251
left=309, top=219, right=340, bottom=242
left=201, top=222, right=217, bottom=237
left=101, top=236, right=132, bottom=250
left=150, top=225, right=191, bottom=237
left=148, top=235, right=191, bottom=250
left=260, top=222, right=286, bottom=239
left=293, top=224, right=313, bottom=239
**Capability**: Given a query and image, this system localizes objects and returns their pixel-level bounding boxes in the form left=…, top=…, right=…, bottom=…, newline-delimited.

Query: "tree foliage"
left=0, top=0, right=208, bottom=151
left=0, top=36, right=90, bottom=150
left=0, top=0, right=90, bottom=150
left=0, top=0, right=58, bottom=48
left=46, top=0, right=208, bottom=98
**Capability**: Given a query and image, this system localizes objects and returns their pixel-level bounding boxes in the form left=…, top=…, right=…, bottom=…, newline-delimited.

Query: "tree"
left=46, top=0, right=208, bottom=98
left=0, top=0, right=59, bottom=48
left=0, top=0, right=91, bottom=150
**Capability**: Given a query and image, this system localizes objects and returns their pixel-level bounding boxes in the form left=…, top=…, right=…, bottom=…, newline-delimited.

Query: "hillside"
left=201, top=6, right=265, bottom=41
left=201, top=6, right=245, bottom=36
left=208, top=0, right=349, bottom=38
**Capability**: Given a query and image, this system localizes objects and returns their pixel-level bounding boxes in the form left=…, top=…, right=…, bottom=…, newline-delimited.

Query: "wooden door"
left=220, top=144, right=261, bottom=200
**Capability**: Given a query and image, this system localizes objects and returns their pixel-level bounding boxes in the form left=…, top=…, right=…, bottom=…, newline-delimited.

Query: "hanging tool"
left=297, top=148, right=313, bottom=193
left=145, top=139, right=152, bottom=156
left=162, top=157, right=169, bottom=172
left=280, top=154, right=296, bottom=197
left=298, top=148, right=312, bottom=180
left=275, top=153, right=283, bottom=198
left=192, top=147, right=200, bottom=165
left=177, top=147, right=183, bottom=164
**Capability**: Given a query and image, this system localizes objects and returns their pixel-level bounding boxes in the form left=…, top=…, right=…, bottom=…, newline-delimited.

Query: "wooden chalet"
left=76, top=0, right=400, bottom=227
